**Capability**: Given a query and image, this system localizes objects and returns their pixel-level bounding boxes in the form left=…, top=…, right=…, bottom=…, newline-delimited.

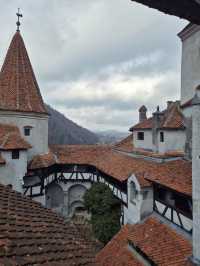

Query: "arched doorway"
left=46, top=182, right=64, bottom=214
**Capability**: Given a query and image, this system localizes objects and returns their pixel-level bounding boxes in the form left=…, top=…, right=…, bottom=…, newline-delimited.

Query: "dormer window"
left=160, top=132, right=164, bottom=142
left=24, top=126, right=32, bottom=136
left=12, top=150, right=20, bottom=160
left=137, top=132, right=144, bottom=141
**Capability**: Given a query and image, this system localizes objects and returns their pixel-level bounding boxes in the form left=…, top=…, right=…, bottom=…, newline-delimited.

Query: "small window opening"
left=12, top=150, right=20, bottom=160
left=160, top=132, right=164, bottom=142
left=137, top=132, right=144, bottom=140
left=24, top=127, right=31, bottom=136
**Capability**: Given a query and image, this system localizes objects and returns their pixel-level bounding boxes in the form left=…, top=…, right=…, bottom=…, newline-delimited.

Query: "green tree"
left=84, top=183, right=121, bottom=244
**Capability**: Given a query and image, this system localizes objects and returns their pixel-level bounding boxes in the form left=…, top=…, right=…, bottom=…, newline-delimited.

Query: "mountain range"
left=47, top=105, right=128, bottom=145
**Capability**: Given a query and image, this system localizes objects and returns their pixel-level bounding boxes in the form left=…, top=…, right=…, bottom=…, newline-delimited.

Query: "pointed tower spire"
left=0, top=30, right=47, bottom=114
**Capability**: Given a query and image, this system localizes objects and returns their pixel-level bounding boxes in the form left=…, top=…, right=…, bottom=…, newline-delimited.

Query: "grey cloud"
left=0, top=0, right=187, bottom=131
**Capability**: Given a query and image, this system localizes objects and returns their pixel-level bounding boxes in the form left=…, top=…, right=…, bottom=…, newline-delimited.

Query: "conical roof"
left=0, top=31, right=47, bottom=114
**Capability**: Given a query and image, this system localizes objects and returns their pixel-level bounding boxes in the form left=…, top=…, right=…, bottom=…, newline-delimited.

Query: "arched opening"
left=68, top=184, right=87, bottom=216
left=46, top=182, right=64, bottom=211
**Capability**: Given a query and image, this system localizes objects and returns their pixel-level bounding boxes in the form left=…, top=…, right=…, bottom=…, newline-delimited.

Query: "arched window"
left=130, top=181, right=137, bottom=203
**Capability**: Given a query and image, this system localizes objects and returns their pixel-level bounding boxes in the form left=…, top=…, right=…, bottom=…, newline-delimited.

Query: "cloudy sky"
left=0, top=1, right=187, bottom=132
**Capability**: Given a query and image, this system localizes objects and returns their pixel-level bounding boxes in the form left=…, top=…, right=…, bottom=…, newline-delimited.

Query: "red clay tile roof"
left=29, top=150, right=58, bottom=170
left=49, top=145, right=192, bottom=195
left=0, top=183, right=96, bottom=266
left=114, top=134, right=134, bottom=153
left=130, top=102, right=185, bottom=130
left=0, top=31, right=47, bottom=114
left=51, top=145, right=111, bottom=166
left=130, top=117, right=153, bottom=130
left=97, top=216, right=192, bottom=266
left=128, top=217, right=192, bottom=266
left=0, top=123, right=31, bottom=150
left=96, top=225, right=142, bottom=266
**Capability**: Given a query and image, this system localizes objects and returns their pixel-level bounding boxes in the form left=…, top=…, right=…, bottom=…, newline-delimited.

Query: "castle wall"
left=180, top=25, right=200, bottom=104
left=133, top=130, right=153, bottom=151
left=0, top=110, right=49, bottom=160
left=124, top=175, right=153, bottom=225
left=0, top=150, right=27, bottom=193
left=158, top=130, right=186, bottom=153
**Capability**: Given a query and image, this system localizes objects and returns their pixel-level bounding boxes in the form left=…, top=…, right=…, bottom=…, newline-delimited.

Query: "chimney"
left=152, top=106, right=163, bottom=152
left=139, top=105, right=147, bottom=123
left=191, top=85, right=200, bottom=264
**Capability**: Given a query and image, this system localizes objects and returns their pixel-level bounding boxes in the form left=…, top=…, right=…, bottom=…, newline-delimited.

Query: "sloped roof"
left=0, top=31, right=47, bottom=114
left=128, top=217, right=192, bottom=265
left=0, top=183, right=96, bottom=266
left=0, top=123, right=31, bottom=150
left=28, top=150, right=58, bottom=170
left=130, top=102, right=185, bottom=131
left=96, top=225, right=142, bottom=266
left=96, top=216, right=192, bottom=266
left=45, top=144, right=192, bottom=195
left=114, top=134, right=134, bottom=153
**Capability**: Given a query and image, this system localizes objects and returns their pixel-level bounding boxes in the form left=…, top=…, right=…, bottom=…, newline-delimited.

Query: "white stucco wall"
left=0, top=150, right=27, bottom=193
left=124, top=175, right=153, bottom=225
left=158, top=130, right=186, bottom=153
left=133, top=130, right=153, bottom=150
left=0, top=110, right=49, bottom=160
left=182, top=106, right=193, bottom=118
left=181, top=26, right=200, bottom=104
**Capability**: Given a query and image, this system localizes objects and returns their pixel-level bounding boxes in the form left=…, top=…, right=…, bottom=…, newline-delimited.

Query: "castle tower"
left=0, top=17, right=49, bottom=160
left=178, top=24, right=200, bottom=104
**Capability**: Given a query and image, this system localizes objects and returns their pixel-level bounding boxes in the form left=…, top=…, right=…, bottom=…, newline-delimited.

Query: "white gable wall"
left=158, top=130, right=186, bottom=153
left=0, top=110, right=49, bottom=160
left=133, top=130, right=153, bottom=150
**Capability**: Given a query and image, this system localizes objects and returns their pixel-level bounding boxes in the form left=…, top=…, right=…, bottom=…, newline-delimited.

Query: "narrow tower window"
left=137, top=132, right=144, bottom=140
left=160, top=132, right=164, bottom=142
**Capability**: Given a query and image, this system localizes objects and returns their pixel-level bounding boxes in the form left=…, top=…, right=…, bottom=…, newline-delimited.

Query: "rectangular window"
left=12, top=150, right=20, bottom=160
left=160, top=132, right=164, bottom=142
left=137, top=132, right=144, bottom=140
left=24, top=128, right=31, bottom=136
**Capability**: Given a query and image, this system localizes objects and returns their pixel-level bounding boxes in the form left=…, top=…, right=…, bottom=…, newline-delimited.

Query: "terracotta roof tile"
left=29, top=150, right=58, bottom=170
left=0, top=31, right=47, bottom=114
left=97, top=217, right=192, bottom=266
left=127, top=217, right=192, bottom=266
left=0, top=123, right=31, bottom=150
left=0, top=183, right=96, bottom=265
left=50, top=145, right=192, bottom=194
left=96, top=225, right=142, bottom=266
left=130, top=102, right=185, bottom=131
left=114, top=134, right=134, bottom=153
